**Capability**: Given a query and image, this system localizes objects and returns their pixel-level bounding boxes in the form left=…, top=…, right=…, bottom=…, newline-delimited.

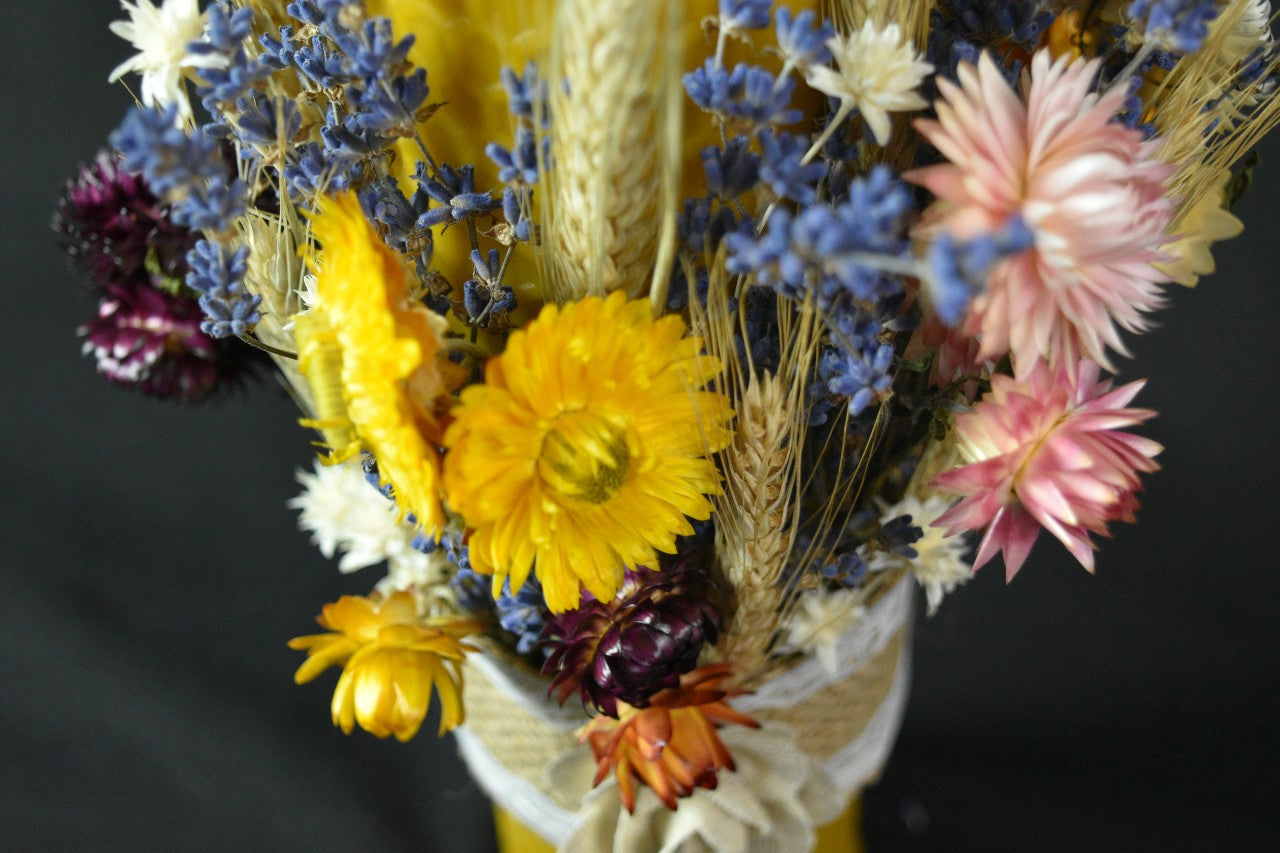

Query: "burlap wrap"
left=454, top=577, right=914, bottom=848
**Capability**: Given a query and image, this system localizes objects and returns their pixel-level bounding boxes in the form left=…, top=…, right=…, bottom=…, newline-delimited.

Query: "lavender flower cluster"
left=61, top=0, right=551, bottom=398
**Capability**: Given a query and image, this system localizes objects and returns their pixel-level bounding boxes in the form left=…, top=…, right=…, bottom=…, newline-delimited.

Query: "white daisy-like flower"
left=875, top=493, right=972, bottom=616
left=778, top=587, right=865, bottom=677
left=288, top=458, right=445, bottom=594
left=108, top=0, right=225, bottom=120
left=804, top=21, right=933, bottom=146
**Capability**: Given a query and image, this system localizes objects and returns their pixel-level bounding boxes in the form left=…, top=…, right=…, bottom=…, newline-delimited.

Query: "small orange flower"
left=289, top=592, right=481, bottom=741
left=581, top=663, right=759, bottom=812
left=1044, top=8, right=1098, bottom=59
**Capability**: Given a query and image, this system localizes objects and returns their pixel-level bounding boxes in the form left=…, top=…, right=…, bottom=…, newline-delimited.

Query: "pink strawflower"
left=905, top=50, right=1177, bottom=376
left=931, top=360, right=1162, bottom=580
left=905, top=310, right=987, bottom=402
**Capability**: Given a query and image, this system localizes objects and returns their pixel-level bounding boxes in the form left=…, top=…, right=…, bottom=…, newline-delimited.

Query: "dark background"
left=5, top=3, right=1278, bottom=849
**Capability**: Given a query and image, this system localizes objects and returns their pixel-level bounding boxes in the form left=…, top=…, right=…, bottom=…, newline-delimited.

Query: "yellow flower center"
left=537, top=410, right=631, bottom=504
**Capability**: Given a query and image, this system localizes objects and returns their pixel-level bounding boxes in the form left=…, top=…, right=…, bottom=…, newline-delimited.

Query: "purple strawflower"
left=53, top=152, right=196, bottom=290
left=543, top=558, right=721, bottom=717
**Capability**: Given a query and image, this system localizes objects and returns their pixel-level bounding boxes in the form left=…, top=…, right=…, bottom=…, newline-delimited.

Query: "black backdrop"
left=5, top=3, right=1279, bottom=849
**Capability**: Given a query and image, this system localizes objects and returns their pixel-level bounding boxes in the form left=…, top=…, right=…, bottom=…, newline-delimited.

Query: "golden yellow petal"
left=376, top=591, right=421, bottom=627
left=321, top=595, right=382, bottom=642
left=431, top=658, right=467, bottom=735
left=444, top=293, right=731, bottom=612
left=290, top=636, right=359, bottom=685
left=300, top=193, right=449, bottom=533
left=292, top=593, right=478, bottom=740
left=331, top=663, right=359, bottom=735
left=1158, top=170, right=1245, bottom=287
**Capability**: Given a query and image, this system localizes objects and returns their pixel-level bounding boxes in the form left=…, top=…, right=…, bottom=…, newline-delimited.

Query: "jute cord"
left=456, top=579, right=915, bottom=846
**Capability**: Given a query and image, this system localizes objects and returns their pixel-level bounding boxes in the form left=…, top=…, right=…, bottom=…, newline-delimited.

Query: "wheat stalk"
left=544, top=0, right=681, bottom=303
left=240, top=202, right=314, bottom=407
left=1151, top=3, right=1280, bottom=218
left=824, top=0, right=934, bottom=49
left=689, top=253, right=828, bottom=682
left=715, top=373, right=798, bottom=680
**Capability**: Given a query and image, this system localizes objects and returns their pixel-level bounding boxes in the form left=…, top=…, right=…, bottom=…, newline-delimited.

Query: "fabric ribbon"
left=455, top=579, right=914, bottom=851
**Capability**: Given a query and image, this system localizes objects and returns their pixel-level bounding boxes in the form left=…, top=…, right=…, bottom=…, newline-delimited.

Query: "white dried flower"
left=875, top=493, right=972, bottom=616
left=288, top=458, right=446, bottom=595
left=778, top=587, right=865, bottom=677
left=294, top=272, right=320, bottom=314
left=108, top=0, right=225, bottom=121
left=805, top=21, right=932, bottom=146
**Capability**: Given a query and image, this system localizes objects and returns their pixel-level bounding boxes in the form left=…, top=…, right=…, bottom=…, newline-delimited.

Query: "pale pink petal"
left=1000, top=505, right=1043, bottom=581
left=906, top=48, right=1176, bottom=375
left=929, top=359, right=1160, bottom=580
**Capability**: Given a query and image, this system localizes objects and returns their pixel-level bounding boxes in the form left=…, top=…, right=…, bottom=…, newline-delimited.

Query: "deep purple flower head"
left=57, top=151, right=262, bottom=400
left=543, top=553, right=722, bottom=717
left=54, top=151, right=196, bottom=290
left=79, top=281, right=235, bottom=402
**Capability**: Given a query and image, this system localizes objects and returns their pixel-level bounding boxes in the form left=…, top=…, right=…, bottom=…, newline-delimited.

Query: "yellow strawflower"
left=443, top=291, right=733, bottom=612
left=1157, top=170, right=1244, bottom=287
left=289, top=592, right=480, bottom=740
left=294, top=191, right=464, bottom=534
